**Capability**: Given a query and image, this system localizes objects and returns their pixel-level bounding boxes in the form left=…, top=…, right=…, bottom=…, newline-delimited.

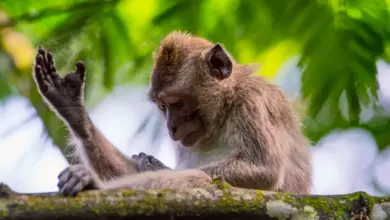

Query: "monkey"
left=33, top=31, right=311, bottom=197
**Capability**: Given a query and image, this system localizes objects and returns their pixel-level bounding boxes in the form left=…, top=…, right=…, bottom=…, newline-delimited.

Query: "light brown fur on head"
left=149, top=32, right=241, bottom=144
left=150, top=31, right=239, bottom=96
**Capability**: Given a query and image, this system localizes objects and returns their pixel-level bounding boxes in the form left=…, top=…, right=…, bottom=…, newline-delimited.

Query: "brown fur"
left=34, top=31, right=311, bottom=195
left=148, top=31, right=311, bottom=194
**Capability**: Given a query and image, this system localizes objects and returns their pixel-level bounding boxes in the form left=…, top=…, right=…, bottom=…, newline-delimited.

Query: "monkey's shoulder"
left=234, top=76, right=288, bottom=104
left=230, top=76, right=296, bottom=125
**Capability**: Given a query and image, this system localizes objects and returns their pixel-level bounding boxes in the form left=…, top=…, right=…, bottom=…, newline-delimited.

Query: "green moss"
left=290, top=191, right=373, bottom=218
left=211, top=179, right=232, bottom=191
left=118, top=189, right=138, bottom=197
left=91, top=207, right=100, bottom=215
left=256, top=190, right=264, bottom=201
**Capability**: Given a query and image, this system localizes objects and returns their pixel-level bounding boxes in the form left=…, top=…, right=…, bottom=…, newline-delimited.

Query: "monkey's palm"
left=34, top=47, right=85, bottom=113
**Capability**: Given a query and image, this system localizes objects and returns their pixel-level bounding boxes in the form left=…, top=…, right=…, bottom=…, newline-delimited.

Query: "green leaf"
left=152, top=0, right=205, bottom=33
left=108, top=10, right=134, bottom=54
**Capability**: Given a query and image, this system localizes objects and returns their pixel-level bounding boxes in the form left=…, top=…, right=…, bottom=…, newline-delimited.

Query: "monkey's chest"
left=175, top=147, right=230, bottom=169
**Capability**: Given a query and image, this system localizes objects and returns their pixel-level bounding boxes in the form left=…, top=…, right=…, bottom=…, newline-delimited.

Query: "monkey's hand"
left=132, top=152, right=171, bottom=172
left=34, top=47, right=86, bottom=118
left=57, top=165, right=98, bottom=197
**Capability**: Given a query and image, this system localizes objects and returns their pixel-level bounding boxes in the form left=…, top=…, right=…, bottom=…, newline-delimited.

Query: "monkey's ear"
left=205, top=44, right=232, bottom=80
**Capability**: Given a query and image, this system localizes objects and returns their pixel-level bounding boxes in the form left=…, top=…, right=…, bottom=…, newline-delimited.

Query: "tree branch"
left=0, top=183, right=389, bottom=219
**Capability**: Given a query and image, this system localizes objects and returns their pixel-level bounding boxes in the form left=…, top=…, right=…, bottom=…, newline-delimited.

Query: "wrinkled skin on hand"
left=34, top=46, right=91, bottom=138
left=132, top=152, right=172, bottom=172
left=34, top=47, right=86, bottom=112
left=57, top=165, right=97, bottom=197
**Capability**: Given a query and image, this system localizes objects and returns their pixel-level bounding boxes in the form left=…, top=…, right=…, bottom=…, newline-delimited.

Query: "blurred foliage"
left=0, top=0, right=389, bottom=158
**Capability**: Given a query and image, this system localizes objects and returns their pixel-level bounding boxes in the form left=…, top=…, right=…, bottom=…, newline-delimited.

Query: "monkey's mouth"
left=180, top=131, right=201, bottom=147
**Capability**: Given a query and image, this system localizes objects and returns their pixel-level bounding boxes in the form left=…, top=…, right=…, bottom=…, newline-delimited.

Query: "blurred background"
left=0, top=0, right=389, bottom=196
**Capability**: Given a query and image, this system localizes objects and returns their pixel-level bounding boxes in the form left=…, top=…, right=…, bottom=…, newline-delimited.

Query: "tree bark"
left=0, top=182, right=388, bottom=220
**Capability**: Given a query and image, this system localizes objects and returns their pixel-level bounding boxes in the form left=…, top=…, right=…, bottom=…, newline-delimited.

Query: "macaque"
left=33, top=31, right=311, bottom=196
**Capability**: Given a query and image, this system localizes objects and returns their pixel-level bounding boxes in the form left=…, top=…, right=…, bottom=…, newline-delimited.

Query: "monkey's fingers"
left=46, top=52, right=55, bottom=67
left=58, top=165, right=89, bottom=178
left=34, top=65, right=50, bottom=92
left=147, top=155, right=164, bottom=166
left=46, top=52, right=62, bottom=84
left=35, top=54, right=47, bottom=74
left=37, top=46, right=50, bottom=70
left=131, top=154, right=140, bottom=160
left=70, top=176, right=93, bottom=197
left=75, top=61, right=86, bottom=81
left=57, top=170, right=72, bottom=189
left=61, top=175, right=81, bottom=196
left=35, top=53, right=58, bottom=88
left=136, top=156, right=151, bottom=172
left=57, top=167, right=69, bottom=179
left=57, top=166, right=82, bottom=187
left=44, top=71, right=54, bottom=86
left=138, top=152, right=147, bottom=157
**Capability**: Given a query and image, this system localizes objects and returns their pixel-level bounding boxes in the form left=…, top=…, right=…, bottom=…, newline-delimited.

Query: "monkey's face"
left=149, top=36, right=234, bottom=146
left=152, top=91, right=206, bottom=147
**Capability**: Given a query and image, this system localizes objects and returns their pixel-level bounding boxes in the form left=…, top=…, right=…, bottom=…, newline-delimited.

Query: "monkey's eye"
left=171, top=100, right=184, bottom=109
left=158, top=105, right=166, bottom=111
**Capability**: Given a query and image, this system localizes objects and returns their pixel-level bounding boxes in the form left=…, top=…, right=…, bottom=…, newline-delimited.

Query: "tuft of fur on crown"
left=153, top=31, right=189, bottom=68
left=153, top=31, right=214, bottom=70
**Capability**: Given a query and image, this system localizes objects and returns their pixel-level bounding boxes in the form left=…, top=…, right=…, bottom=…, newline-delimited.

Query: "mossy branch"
left=0, top=182, right=389, bottom=220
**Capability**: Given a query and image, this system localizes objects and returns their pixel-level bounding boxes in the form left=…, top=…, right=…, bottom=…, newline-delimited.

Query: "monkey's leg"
left=101, top=169, right=212, bottom=190
left=132, top=153, right=172, bottom=172
left=58, top=167, right=211, bottom=197
left=34, top=47, right=137, bottom=182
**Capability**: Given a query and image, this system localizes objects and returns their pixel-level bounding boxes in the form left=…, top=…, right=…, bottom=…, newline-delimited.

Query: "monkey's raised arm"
left=33, top=47, right=137, bottom=181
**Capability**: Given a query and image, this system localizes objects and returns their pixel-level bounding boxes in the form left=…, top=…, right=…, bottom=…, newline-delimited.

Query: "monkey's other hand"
left=132, top=152, right=171, bottom=172
left=34, top=46, right=86, bottom=112
left=57, top=165, right=97, bottom=197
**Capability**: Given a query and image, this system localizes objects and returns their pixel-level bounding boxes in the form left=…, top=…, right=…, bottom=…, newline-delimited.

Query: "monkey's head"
left=148, top=31, right=237, bottom=147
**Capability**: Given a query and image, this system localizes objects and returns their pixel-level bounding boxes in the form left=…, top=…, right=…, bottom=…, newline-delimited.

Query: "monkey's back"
left=233, top=74, right=312, bottom=194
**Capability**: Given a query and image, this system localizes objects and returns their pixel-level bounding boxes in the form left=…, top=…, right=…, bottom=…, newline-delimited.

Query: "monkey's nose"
left=168, top=125, right=179, bottom=140
left=170, top=126, right=177, bottom=135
